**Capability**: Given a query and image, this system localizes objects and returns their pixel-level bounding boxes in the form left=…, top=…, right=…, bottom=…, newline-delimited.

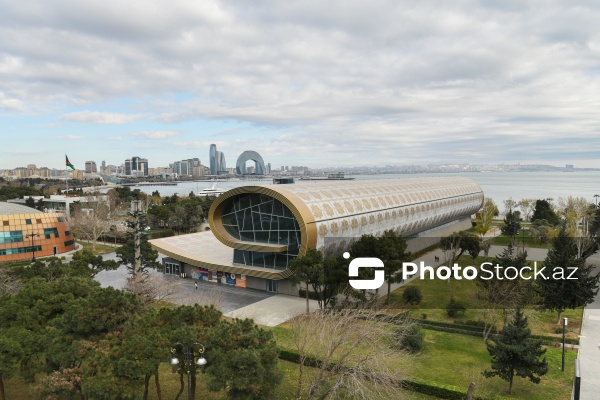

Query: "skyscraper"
left=85, top=161, right=97, bottom=173
left=124, top=156, right=148, bottom=176
left=209, top=144, right=217, bottom=175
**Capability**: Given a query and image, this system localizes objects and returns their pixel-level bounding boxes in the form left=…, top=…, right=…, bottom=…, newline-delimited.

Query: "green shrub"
left=402, top=286, right=422, bottom=305
left=149, top=229, right=175, bottom=239
left=396, top=324, right=424, bottom=353
left=445, top=297, right=466, bottom=318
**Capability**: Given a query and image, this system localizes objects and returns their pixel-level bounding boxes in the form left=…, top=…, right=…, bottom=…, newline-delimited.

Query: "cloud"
left=130, top=131, right=180, bottom=139
left=0, top=1, right=599, bottom=167
left=61, top=111, right=142, bottom=124
left=57, top=134, right=84, bottom=140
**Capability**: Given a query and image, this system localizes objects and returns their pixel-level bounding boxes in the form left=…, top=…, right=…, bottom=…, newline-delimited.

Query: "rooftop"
left=0, top=202, right=43, bottom=215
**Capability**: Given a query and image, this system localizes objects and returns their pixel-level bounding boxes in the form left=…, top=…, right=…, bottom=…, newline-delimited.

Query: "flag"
left=65, top=154, right=75, bottom=170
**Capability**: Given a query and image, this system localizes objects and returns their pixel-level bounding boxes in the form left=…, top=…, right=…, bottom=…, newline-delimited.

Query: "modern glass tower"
left=209, top=144, right=217, bottom=175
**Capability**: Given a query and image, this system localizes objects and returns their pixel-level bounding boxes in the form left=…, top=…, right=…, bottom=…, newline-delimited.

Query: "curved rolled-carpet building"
left=0, top=202, right=76, bottom=262
left=150, top=177, right=483, bottom=294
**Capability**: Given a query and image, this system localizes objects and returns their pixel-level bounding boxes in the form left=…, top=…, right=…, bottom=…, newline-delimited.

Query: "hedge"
left=378, top=315, right=579, bottom=345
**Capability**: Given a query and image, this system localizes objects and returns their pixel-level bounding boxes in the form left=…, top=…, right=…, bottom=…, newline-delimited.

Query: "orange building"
left=0, top=203, right=76, bottom=262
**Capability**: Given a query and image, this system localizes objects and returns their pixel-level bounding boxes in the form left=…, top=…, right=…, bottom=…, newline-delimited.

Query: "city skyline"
left=2, top=1, right=600, bottom=169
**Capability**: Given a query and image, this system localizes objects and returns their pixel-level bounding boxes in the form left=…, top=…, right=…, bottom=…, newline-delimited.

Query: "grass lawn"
left=387, top=254, right=583, bottom=340
left=76, top=240, right=116, bottom=255
left=269, top=322, right=576, bottom=400
left=411, top=329, right=576, bottom=400
left=490, top=230, right=550, bottom=249
left=3, top=359, right=433, bottom=400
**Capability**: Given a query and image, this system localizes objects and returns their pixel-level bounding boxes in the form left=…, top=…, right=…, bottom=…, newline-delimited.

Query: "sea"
left=127, top=171, right=600, bottom=205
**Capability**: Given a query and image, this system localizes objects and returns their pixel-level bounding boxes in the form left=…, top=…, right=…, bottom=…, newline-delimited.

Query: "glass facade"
left=221, top=193, right=301, bottom=270
left=0, top=231, right=23, bottom=244
left=0, top=245, right=42, bottom=256
left=44, top=227, right=59, bottom=239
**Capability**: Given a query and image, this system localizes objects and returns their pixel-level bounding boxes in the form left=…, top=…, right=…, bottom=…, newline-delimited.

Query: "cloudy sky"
left=1, top=0, right=599, bottom=170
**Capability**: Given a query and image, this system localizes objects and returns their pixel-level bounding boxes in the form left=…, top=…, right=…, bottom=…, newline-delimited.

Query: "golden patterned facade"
left=0, top=203, right=76, bottom=262
left=210, top=176, right=483, bottom=258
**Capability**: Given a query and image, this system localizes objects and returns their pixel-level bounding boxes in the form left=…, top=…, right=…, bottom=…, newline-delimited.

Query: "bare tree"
left=557, top=196, right=596, bottom=258
left=0, top=269, right=22, bottom=295
left=290, top=309, right=412, bottom=400
left=69, top=194, right=118, bottom=251
left=123, top=273, right=185, bottom=305
left=518, top=198, right=535, bottom=221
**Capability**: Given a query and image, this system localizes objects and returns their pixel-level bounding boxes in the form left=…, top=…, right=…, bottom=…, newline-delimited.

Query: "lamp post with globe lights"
left=170, top=342, right=207, bottom=400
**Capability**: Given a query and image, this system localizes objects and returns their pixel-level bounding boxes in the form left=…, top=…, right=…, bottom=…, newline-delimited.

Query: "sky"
left=1, top=0, right=599, bottom=170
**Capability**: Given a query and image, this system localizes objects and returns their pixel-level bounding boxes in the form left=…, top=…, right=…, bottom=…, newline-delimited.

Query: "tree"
left=518, top=198, right=535, bottom=221
left=0, top=332, right=23, bottom=400
left=440, top=231, right=481, bottom=266
left=35, top=198, right=45, bottom=211
left=25, top=196, right=36, bottom=209
left=536, top=227, right=600, bottom=323
left=476, top=244, right=530, bottom=338
left=483, top=308, right=548, bottom=394
left=290, top=310, right=410, bottom=400
left=69, top=195, right=116, bottom=251
left=501, top=208, right=521, bottom=237
left=531, top=199, right=559, bottom=226
left=205, top=318, right=282, bottom=399
left=445, top=297, right=466, bottom=317
left=374, top=230, right=411, bottom=304
left=289, top=248, right=323, bottom=312
left=116, top=212, right=161, bottom=276
left=475, top=198, right=497, bottom=237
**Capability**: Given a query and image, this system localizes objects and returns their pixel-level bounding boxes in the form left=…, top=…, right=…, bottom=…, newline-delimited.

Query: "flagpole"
left=66, top=166, right=69, bottom=194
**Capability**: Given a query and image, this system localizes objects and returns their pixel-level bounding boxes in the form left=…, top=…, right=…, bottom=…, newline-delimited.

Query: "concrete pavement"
left=576, top=252, right=600, bottom=399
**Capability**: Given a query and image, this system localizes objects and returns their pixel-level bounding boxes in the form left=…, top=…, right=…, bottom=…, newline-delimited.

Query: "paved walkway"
left=225, top=295, right=319, bottom=326
left=577, top=252, right=600, bottom=399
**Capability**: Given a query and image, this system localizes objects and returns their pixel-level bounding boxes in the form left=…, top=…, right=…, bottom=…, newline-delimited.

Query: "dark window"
left=25, top=219, right=32, bottom=225
left=65, top=231, right=72, bottom=236
left=64, top=239, right=75, bottom=247
left=44, top=228, right=59, bottom=239
left=57, top=217, right=66, bottom=222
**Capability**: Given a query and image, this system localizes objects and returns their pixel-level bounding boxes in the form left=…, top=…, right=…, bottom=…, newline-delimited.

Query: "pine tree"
left=501, top=208, right=521, bottom=237
left=536, top=227, right=600, bottom=323
left=483, top=308, right=548, bottom=394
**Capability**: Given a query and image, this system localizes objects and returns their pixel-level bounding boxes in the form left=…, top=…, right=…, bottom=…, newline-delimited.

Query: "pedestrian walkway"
left=577, top=252, right=600, bottom=399
left=225, top=295, right=318, bottom=326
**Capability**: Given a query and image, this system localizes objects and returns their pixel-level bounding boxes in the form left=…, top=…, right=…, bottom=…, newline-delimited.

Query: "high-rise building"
left=172, top=158, right=202, bottom=176
left=209, top=144, right=217, bottom=175
left=209, top=144, right=227, bottom=175
left=101, top=160, right=106, bottom=173
left=217, top=151, right=227, bottom=174
left=85, top=161, right=97, bottom=173
left=124, top=156, right=149, bottom=176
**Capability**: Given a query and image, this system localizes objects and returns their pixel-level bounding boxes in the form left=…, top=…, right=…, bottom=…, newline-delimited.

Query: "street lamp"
left=170, top=342, right=207, bottom=400
left=562, top=317, right=568, bottom=372
left=25, top=232, right=39, bottom=262
left=594, top=194, right=599, bottom=207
